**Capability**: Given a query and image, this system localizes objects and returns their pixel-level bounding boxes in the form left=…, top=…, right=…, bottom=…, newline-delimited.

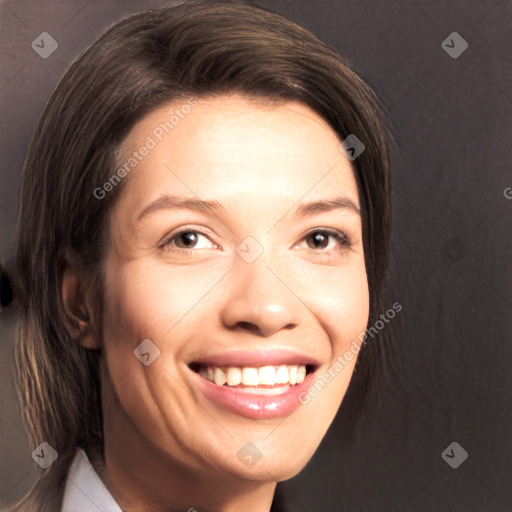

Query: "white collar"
left=61, top=448, right=122, bottom=512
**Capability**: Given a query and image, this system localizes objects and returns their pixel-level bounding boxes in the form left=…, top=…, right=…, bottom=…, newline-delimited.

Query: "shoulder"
left=61, top=448, right=121, bottom=512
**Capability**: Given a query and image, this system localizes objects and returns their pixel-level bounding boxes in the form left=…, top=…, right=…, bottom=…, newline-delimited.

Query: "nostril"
left=237, top=321, right=260, bottom=332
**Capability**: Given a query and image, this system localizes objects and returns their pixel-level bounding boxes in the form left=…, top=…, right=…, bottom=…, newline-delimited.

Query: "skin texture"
left=62, top=94, right=370, bottom=512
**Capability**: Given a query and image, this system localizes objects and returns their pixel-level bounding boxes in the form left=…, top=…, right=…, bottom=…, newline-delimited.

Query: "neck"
left=99, top=371, right=277, bottom=512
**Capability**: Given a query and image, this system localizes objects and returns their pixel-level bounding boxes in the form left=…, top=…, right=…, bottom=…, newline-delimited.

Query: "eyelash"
left=302, top=228, right=352, bottom=255
left=159, top=229, right=218, bottom=255
left=160, top=227, right=352, bottom=256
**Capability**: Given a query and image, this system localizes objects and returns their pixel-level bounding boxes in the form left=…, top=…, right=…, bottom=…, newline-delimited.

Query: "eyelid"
left=159, top=226, right=219, bottom=250
left=293, top=227, right=352, bottom=252
left=159, top=225, right=352, bottom=255
left=303, top=226, right=349, bottom=240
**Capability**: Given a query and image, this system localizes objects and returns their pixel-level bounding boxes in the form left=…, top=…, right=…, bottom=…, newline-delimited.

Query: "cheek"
left=100, top=257, right=229, bottom=403
left=320, top=263, right=370, bottom=350
left=100, top=261, right=172, bottom=410
left=282, top=256, right=370, bottom=354
left=100, top=261, right=190, bottom=444
left=102, top=257, right=226, bottom=343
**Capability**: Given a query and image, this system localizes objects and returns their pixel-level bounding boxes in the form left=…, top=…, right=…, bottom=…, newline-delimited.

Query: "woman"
left=9, top=0, right=391, bottom=510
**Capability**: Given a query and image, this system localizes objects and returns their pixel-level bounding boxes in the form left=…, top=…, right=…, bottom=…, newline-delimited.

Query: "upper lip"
left=188, top=349, right=321, bottom=368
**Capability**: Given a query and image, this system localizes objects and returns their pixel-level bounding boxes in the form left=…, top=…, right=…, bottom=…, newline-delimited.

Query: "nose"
left=220, top=258, right=303, bottom=338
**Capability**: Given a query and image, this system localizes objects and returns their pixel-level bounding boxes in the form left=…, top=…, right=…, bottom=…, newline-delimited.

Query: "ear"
left=59, top=251, right=101, bottom=349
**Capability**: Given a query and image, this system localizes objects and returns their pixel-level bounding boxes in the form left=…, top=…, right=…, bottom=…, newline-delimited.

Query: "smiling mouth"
left=188, top=356, right=318, bottom=418
left=189, top=363, right=315, bottom=394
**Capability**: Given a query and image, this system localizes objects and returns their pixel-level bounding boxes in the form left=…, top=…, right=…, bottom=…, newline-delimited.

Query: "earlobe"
left=59, top=254, right=100, bottom=349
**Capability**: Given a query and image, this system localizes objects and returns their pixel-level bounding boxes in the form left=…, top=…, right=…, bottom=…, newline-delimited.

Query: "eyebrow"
left=137, top=194, right=360, bottom=222
left=138, top=195, right=226, bottom=221
left=294, top=197, right=361, bottom=216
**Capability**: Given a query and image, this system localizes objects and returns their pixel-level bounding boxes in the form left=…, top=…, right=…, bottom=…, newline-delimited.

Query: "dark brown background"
left=1, top=1, right=511, bottom=510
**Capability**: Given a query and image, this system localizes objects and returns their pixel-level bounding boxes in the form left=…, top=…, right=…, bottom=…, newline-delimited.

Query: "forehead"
left=114, top=94, right=359, bottom=216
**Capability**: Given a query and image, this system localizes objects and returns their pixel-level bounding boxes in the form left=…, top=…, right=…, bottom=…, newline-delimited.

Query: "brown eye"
left=307, top=231, right=329, bottom=249
left=161, top=229, right=215, bottom=251
left=302, top=229, right=351, bottom=253
left=175, top=231, right=199, bottom=248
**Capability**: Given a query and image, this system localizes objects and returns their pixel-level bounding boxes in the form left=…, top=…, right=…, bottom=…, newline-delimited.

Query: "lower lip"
left=190, top=369, right=316, bottom=420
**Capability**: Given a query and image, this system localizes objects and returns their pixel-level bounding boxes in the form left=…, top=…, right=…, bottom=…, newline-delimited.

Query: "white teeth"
left=276, top=365, right=289, bottom=384
left=289, top=365, right=297, bottom=385
left=226, top=367, right=242, bottom=386
left=258, top=366, right=276, bottom=386
left=242, top=367, right=259, bottom=386
left=214, top=367, right=227, bottom=386
left=198, top=364, right=308, bottom=387
left=296, top=365, right=306, bottom=384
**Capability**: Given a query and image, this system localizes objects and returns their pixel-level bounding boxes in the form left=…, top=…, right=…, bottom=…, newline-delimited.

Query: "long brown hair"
left=10, top=1, right=391, bottom=509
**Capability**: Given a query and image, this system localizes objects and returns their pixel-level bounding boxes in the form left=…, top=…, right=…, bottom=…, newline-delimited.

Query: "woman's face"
left=100, top=94, right=369, bottom=483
